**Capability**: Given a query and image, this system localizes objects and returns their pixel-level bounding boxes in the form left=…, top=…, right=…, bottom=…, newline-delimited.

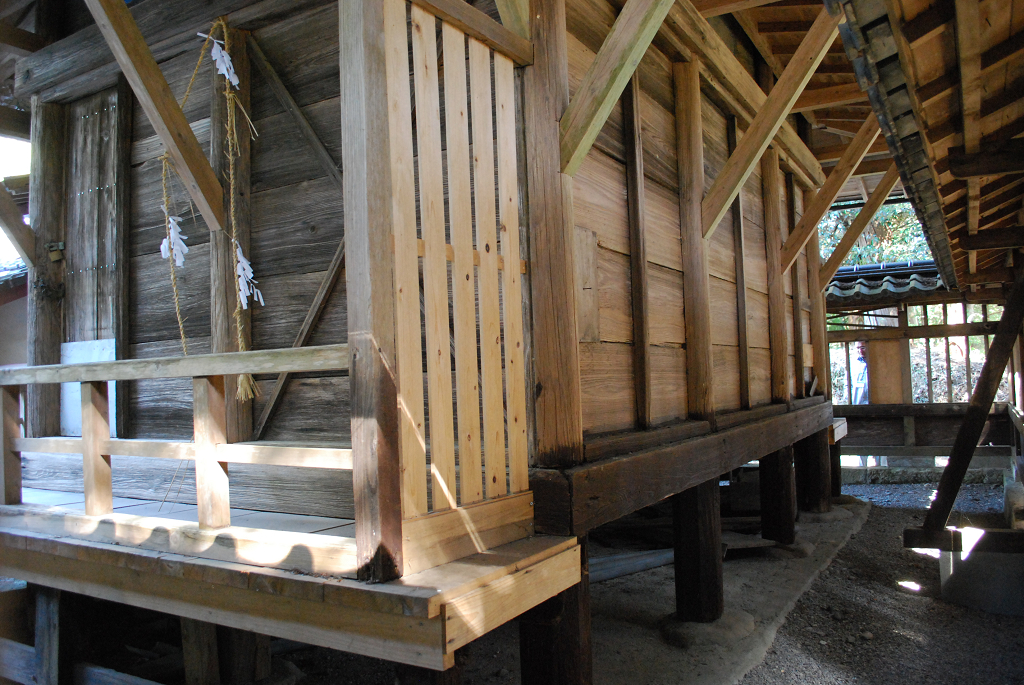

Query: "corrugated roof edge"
left=830, top=0, right=959, bottom=290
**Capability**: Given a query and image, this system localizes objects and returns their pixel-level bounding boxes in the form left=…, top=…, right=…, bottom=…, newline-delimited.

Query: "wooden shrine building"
left=0, top=0, right=1008, bottom=681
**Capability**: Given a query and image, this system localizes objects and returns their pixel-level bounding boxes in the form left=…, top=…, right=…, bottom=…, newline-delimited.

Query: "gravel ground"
left=739, top=483, right=1024, bottom=685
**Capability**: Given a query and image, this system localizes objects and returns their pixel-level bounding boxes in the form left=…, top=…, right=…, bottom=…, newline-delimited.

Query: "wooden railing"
left=0, top=345, right=350, bottom=526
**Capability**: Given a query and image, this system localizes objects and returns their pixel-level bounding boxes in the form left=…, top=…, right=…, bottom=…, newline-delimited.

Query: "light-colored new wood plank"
left=443, top=544, right=581, bottom=651
left=80, top=382, right=112, bottom=516
left=410, top=0, right=533, bottom=65
left=0, top=185, right=33, bottom=268
left=780, top=114, right=880, bottom=272
left=693, top=0, right=785, bottom=17
left=447, top=26, right=484, bottom=507
left=559, top=0, right=677, bottom=175
left=793, top=82, right=868, bottom=112
left=384, top=0, right=428, bottom=519
left=819, top=163, right=901, bottom=284
left=402, top=491, right=534, bottom=575
left=701, top=9, right=840, bottom=239
left=82, top=0, right=224, bottom=233
left=956, top=0, right=982, bottom=272
left=469, top=38, right=507, bottom=501
left=0, top=345, right=350, bottom=386
left=193, top=376, right=230, bottom=529
left=412, top=5, right=457, bottom=511
left=494, top=53, right=530, bottom=494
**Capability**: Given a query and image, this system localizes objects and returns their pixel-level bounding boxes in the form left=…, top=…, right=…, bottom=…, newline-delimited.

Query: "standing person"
left=851, top=341, right=869, bottom=404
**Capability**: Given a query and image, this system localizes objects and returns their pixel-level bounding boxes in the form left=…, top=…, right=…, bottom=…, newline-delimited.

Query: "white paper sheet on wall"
left=60, top=339, right=116, bottom=437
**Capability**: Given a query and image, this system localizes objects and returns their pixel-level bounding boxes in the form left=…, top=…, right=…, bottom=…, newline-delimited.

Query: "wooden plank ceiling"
left=877, top=0, right=1024, bottom=288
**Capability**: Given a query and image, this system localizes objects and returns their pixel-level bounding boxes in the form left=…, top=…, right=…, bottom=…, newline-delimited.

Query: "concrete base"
left=940, top=549, right=1024, bottom=616
left=1004, top=476, right=1024, bottom=530
left=659, top=609, right=756, bottom=649
left=799, top=507, right=853, bottom=524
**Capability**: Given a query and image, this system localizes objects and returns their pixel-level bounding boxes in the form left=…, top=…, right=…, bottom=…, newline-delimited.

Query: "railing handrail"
left=0, top=344, right=349, bottom=385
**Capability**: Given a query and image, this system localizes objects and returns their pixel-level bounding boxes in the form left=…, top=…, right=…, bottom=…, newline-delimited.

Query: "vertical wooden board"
left=650, top=345, right=686, bottom=424
left=598, top=246, right=634, bottom=343
left=65, top=89, right=121, bottom=344
left=2, top=385, right=21, bottom=504
left=867, top=340, right=905, bottom=404
left=494, top=52, right=528, bottom=494
left=785, top=299, right=795, bottom=358
left=746, top=290, right=770, bottom=350
left=411, top=4, right=457, bottom=509
left=712, top=345, right=741, bottom=411
left=640, top=90, right=677, bottom=187
left=572, top=149, right=628, bottom=256
left=129, top=244, right=211, bottom=344
left=384, top=0, right=427, bottom=518
left=748, top=347, right=771, bottom=406
left=644, top=180, right=682, bottom=271
left=580, top=341, right=635, bottom=434
left=744, top=214, right=768, bottom=294
left=700, top=95, right=728, bottom=192
left=710, top=276, right=739, bottom=347
left=575, top=226, right=600, bottom=342
left=648, top=264, right=684, bottom=345
left=446, top=25, right=484, bottom=506
left=468, top=38, right=505, bottom=501
left=708, top=207, right=737, bottom=283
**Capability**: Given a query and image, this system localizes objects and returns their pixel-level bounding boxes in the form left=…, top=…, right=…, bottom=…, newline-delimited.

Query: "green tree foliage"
left=817, top=203, right=932, bottom=266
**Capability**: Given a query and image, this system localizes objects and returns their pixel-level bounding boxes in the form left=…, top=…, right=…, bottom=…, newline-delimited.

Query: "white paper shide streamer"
left=235, top=243, right=263, bottom=310
left=160, top=209, right=189, bottom=267
left=199, top=32, right=240, bottom=89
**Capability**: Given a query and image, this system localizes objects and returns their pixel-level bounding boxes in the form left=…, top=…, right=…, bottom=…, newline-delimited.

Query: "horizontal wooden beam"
left=902, top=0, right=954, bottom=44
left=827, top=321, right=997, bottom=342
left=782, top=114, right=881, bottom=272
left=692, top=0, right=782, bottom=17
left=819, top=163, right=901, bottom=284
left=962, top=266, right=1016, bottom=285
left=559, top=0, right=676, bottom=175
left=0, top=344, right=349, bottom=385
left=948, top=139, right=1024, bottom=178
left=851, top=158, right=897, bottom=176
left=83, top=0, right=225, bottom=233
left=0, top=183, right=33, bottom=268
left=0, top=105, right=30, bottom=140
left=793, top=83, right=868, bottom=112
left=532, top=400, right=832, bottom=535
left=409, top=0, right=532, bottom=65
left=0, top=22, right=45, bottom=56
left=813, top=137, right=889, bottom=163
left=834, top=401, right=1007, bottom=417
left=958, top=226, right=1024, bottom=250
left=701, top=8, right=840, bottom=238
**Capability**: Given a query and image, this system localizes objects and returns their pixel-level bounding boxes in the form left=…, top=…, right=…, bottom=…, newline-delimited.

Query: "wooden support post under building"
left=525, top=0, right=584, bottom=468
left=922, top=270, right=1024, bottom=531
left=210, top=28, right=251, bottom=443
left=27, top=99, right=66, bottom=439
left=623, top=73, right=651, bottom=428
left=794, top=427, right=831, bottom=513
left=216, top=627, right=272, bottom=685
left=340, top=0, right=404, bottom=581
left=672, top=478, right=724, bottom=622
left=34, top=587, right=70, bottom=685
left=760, top=446, right=797, bottom=544
left=181, top=618, right=220, bottom=685
left=519, top=537, right=592, bottom=685
left=830, top=441, right=842, bottom=497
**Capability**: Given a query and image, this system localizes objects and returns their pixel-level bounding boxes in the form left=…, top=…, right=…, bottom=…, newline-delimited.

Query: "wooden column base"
left=830, top=441, right=842, bottom=498
left=795, top=428, right=832, bottom=513
left=672, top=478, right=724, bottom=623
left=519, top=538, right=592, bottom=685
left=760, top=446, right=796, bottom=545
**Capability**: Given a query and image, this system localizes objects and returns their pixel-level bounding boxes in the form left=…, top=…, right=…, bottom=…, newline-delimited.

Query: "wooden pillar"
left=80, top=381, right=112, bottom=515
left=524, top=0, right=584, bottom=467
left=676, top=61, right=714, bottom=426
left=210, top=28, right=252, bottom=443
left=763, top=147, right=788, bottom=404
left=216, top=627, right=271, bottom=685
left=339, top=0, right=403, bottom=581
left=672, top=478, right=723, bottom=622
left=112, top=77, right=133, bottom=437
left=623, top=73, right=651, bottom=429
left=760, top=446, right=796, bottom=544
left=181, top=618, right=220, bottom=685
left=193, top=376, right=230, bottom=529
left=519, top=537, right=592, bottom=685
left=34, top=587, right=70, bottom=685
left=829, top=441, right=842, bottom=497
left=794, top=427, right=831, bottom=513
left=788, top=174, right=806, bottom=398
left=898, top=307, right=913, bottom=403
left=2, top=385, right=22, bottom=504
left=27, top=99, right=66, bottom=438
left=728, top=116, right=750, bottom=409
left=806, top=224, right=829, bottom=399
